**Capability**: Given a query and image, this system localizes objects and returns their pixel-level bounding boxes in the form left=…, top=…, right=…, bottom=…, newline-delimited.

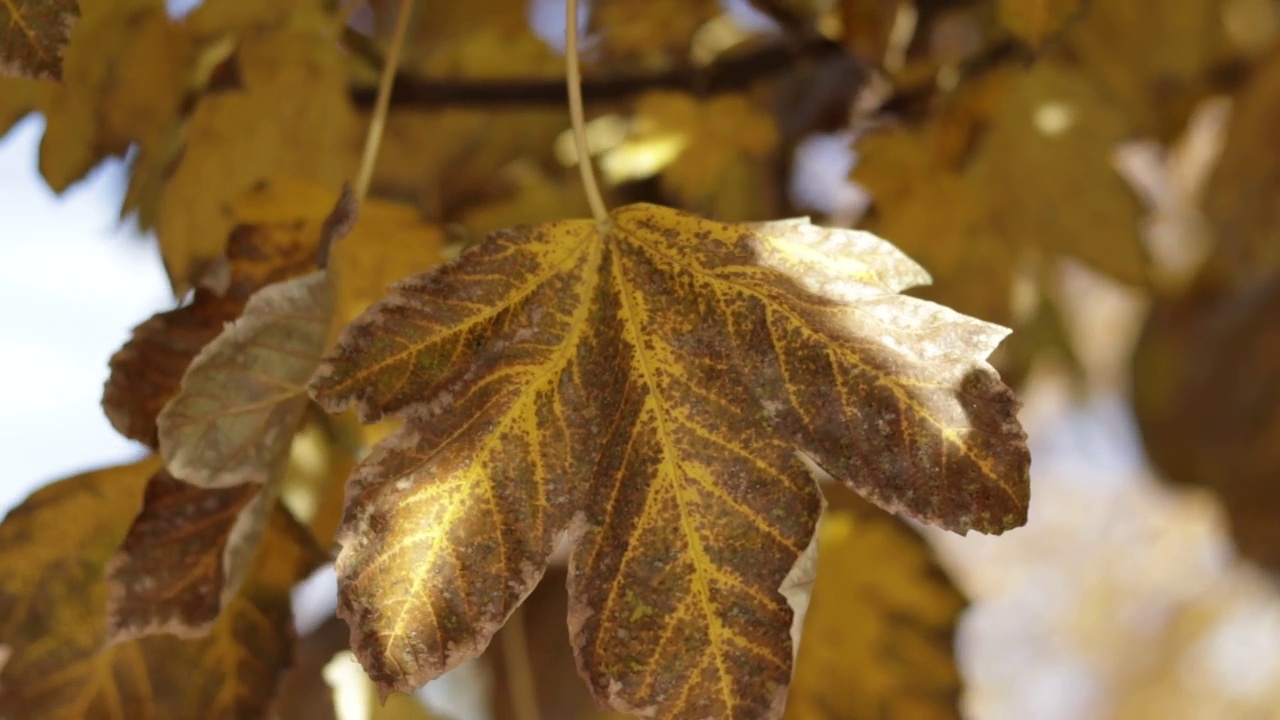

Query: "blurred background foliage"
left=3, top=0, right=1280, bottom=718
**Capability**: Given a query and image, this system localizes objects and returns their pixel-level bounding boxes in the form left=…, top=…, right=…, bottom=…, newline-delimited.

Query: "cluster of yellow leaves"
left=0, top=458, right=322, bottom=718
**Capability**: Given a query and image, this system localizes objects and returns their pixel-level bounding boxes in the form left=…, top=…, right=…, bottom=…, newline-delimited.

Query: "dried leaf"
left=0, top=0, right=76, bottom=79
left=102, top=192, right=322, bottom=448
left=104, top=474, right=266, bottom=640
left=158, top=271, right=334, bottom=488
left=0, top=459, right=316, bottom=718
left=783, top=486, right=965, bottom=719
left=1133, top=271, right=1280, bottom=574
left=310, top=204, right=1028, bottom=717
left=998, top=0, right=1083, bottom=49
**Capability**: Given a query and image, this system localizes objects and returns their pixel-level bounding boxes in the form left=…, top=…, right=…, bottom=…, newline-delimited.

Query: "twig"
left=565, top=0, right=607, bottom=223
left=353, top=0, right=414, bottom=204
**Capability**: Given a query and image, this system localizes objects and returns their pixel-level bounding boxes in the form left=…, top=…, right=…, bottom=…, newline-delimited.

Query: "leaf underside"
left=311, top=203, right=1028, bottom=718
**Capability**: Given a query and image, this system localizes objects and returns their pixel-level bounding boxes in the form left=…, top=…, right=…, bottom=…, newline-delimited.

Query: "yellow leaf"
left=0, top=459, right=317, bottom=718
left=157, top=270, right=334, bottom=488
left=607, top=91, right=780, bottom=220
left=0, top=0, right=77, bottom=79
left=997, top=0, right=1083, bottom=49
left=1066, top=0, right=1222, bottom=138
left=310, top=204, right=1028, bottom=717
left=38, top=5, right=193, bottom=192
left=783, top=487, right=965, bottom=719
left=370, top=27, right=564, bottom=221
left=970, top=60, right=1148, bottom=286
left=330, top=199, right=447, bottom=329
left=587, top=0, right=721, bottom=71
left=0, top=75, right=51, bottom=135
left=1203, top=47, right=1280, bottom=283
left=155, top=22, right=357, bottom=291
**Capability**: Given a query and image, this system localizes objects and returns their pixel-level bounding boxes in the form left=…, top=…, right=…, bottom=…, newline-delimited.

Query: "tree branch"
left=349, top=35, right=852, bottom=108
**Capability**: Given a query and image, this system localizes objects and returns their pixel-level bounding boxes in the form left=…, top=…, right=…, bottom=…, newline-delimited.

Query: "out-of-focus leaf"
left=998, top=0, right=1082, bottom=49
left=0, top=0, right=77, bottom=79
left=310, top=203, right=1027, bottom=717
left=459, top=164, right=592, bottom=239
left=158, top=271, right=334, bottom=488
left=0, top=458, right=317, bottom=718
left=1203, top=46, right=1280, bottom=283
left=605, top=91, right=779, bottom=221
left=1133, top=270, right=1280, bottom=574
left=782, top=486, right=965, bottom=719
left=587, top=0, right=720, bottom=71
left=154, top=17, right=356, bottom=291
left=38, top=3, right=193, bottom=192
left=1065, top=0, right=1223, bottom=139
left=971, top=60, right=1149, bottom=288
left=0, top=76, right=51, bottom=135
left=853, top=126, right=1016, bottom=327
left=371, top=26, right=563, bottom=221
left=329, top=198, right=447, bottom=329
left=102, top=182, right=325, bottom=448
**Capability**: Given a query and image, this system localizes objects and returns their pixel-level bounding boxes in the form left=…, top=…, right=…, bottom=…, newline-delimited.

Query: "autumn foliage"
left=0, top=0, right=1276, bottom=718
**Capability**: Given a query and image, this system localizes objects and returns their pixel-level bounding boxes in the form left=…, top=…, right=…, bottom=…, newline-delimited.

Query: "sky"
left=0, top=116, right=172, bottom=512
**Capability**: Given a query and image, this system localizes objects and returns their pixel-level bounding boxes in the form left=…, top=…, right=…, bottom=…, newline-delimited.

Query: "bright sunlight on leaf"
left=309, top=203, right=1028, bottom=718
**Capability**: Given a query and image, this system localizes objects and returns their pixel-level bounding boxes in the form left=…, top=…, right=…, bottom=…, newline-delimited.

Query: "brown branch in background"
left=350, top=35, right=853, bottom=108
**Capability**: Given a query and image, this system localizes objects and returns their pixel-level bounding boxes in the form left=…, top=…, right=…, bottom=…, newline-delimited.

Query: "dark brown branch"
left=350, top=36, right=852, bottom=108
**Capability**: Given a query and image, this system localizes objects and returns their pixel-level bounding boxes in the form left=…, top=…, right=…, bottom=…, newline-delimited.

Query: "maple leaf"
left=310, top=204, right=1028, bottom=717
left=998, top=0, right=1083, bottom=49
left=0, top=458, right=320, bottom=718
left=969, top=60, right=1149, bottom=287
left=782, top=486, right=965, bottom=719
left=0, top=0, right=76, bottom=79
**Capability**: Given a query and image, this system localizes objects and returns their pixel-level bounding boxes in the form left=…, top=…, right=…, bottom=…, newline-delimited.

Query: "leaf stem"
left=353, top=0, right=414, bottom=205
left=565, top=0, right=608, bottom=224
left=499, top=605, right=541, bottom=720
